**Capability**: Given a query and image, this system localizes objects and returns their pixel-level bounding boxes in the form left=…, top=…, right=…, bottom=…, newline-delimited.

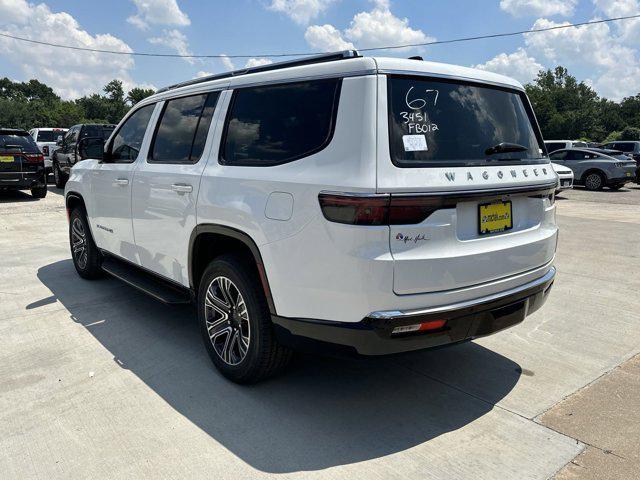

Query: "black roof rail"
left=157, top=50, right=361, bottom=93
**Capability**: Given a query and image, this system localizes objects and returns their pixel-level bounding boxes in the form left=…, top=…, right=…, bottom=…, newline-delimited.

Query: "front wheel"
left=584, top=172, right=604, bottom=191
left=53, top=162, right=67, bottom=189
left=198, top=254, right=292, bottom=384
left=69, top=207, right=103, bottom=279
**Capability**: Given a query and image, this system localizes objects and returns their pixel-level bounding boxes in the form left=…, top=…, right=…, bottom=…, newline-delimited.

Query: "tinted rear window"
left=35, top=131, right=56, bottom=142
left=613, top=143, right=635, bottom=152
left=221, top=79, right=342, bottom=166
left=0, top=133, right=39, bottom=153
left=388, top=76, right=544, bottom=167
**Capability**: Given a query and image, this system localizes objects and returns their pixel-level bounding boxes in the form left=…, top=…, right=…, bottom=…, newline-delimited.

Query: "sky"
left=0, top=0, right=639, bottom=101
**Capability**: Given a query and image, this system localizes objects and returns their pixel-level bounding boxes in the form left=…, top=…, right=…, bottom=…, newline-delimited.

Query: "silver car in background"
left=549, top=148, right=637, bottom=191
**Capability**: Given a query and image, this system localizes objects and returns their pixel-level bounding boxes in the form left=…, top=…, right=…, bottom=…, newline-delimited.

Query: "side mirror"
left=77, top=137, right=105, bottom=161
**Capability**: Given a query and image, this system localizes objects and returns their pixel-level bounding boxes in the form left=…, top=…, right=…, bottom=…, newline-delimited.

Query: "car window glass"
left=35, top=131, right=56, bottom=142
left=222, top=79, right=341, bottom=166
left=149, top=92, right=218, bottom=163
left=550, top=151, right=567, bottom=160
left=110, top=104, right=155, bottom=163
left=0, top=133, right=39, bottom=153
left=614, top=143, right=633, bottom=152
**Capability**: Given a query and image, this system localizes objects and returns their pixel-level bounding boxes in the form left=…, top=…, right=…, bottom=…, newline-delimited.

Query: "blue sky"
left=1, top=0, right=639, bottom=100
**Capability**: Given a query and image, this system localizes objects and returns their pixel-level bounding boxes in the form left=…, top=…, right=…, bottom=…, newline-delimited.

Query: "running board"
left=101, top=256, right=192, bottom=305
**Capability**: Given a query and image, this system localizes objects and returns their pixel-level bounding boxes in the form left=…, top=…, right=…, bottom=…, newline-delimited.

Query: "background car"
left=544, top=140, right=588, bottom=153
left=551, top=162, right=574, bottom=193
left=29, top=128, right=68, bottom=175
left=52, top=123, right=116, bottom=188
left=0, top=128, right=47, bottom=198
left=550, top=148, right=636, bottom=190
left=601, top=141, right=640, bottom=184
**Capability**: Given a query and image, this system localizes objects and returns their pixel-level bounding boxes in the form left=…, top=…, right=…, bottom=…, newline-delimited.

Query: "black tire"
left=584, top=172, right=604, bottom=191
left=53, top=161, right=67, bottom=189
left=31, top=186, right=47, bottom=198
left=198, top=254, right=292, bottom=384
left=69, top=207, right=103, bottom=279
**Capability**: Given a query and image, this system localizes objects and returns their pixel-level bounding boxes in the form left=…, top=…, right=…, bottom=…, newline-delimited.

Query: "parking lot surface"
left=1, top=184, right=639, bottom=479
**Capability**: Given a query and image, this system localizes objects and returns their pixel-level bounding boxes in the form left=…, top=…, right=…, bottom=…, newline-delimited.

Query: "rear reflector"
left=392, top=319, right=446, bottom=335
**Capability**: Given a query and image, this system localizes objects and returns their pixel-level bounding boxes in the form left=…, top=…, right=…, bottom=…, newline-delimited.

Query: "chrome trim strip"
left=368, top=267, right=556, bottom=320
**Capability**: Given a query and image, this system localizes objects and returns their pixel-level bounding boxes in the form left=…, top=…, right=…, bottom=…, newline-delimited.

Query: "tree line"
left=1, top=67, right=639, bottom=142
left=0, top=78, right=154, bottom=129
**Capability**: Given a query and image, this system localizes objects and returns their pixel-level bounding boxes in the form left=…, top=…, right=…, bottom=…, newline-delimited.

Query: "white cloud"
left=148, top=29, right=195, bottom=64
left=0, top=0, right=140, bottom=99
left=196, top=71, right=213, bottom=78
left=305, top=0, right=433, bottom=52
left=268, top=0, right=336, bottom=25
left=525, top=17, right=640, bottom=99
left=499, top=0, right=577, bottom=17
left=244, top=58, right=274, bottom=68
left=474, top=48, right=544, bottom=84
left=217, top=56, right=275, bottom=71
left=127, top=0, right=190, bottom=30
left=593, top=0, right=640, bottom=41
left=305, top=25, right=355, bottom=51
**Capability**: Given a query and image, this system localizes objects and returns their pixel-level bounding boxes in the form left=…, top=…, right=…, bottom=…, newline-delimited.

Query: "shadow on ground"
left=37, top=259, right=521, bottom=473
left=0, top=189, right=38, bottom=203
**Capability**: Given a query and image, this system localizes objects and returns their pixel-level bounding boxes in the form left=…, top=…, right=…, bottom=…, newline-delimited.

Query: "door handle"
left=114, top=178, right=129, bottom=186
left=171, top=183, right=193, bottom=194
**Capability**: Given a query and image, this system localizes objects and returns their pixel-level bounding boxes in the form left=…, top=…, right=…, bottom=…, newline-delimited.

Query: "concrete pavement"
left=1, top=184, right=639, bottom=479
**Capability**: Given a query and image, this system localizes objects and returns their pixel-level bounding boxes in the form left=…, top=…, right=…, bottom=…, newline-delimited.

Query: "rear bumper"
left=0, top=170, right=46, bottom=189
left=608, top=173, right=636, bottom=185
left=273, top=267, right=556, bottom=356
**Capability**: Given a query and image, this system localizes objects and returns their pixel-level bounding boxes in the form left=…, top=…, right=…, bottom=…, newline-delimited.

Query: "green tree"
left=127, top=87, right=155, bottom=106
left=525, top=67, right=600, bottom=141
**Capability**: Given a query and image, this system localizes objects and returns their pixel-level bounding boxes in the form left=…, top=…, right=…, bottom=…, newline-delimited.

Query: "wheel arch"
left=581, top=168, right=607, bottom=183
left=65, top=191, right=86, bottom=212
left=189, top=225, right=276, bottom=315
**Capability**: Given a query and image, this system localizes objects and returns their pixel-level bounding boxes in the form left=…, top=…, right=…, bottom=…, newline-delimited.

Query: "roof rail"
left=157, top=50, right=361, bottom=93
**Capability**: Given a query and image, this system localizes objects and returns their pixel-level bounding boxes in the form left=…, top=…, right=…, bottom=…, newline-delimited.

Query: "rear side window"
left=109, top=104, right=155, bottom=163
left=550, top=151, right=567, bottom=160
left=149, top=92, right=219, bottom=164
left=0, top=132, right=39, bottom=153
left=546, top=142, right=566, bottom=153
left=613, top=143, right=634, bottom=152
left=83, top=125, right=115, bottom=140
left=221, top=79, right=342, bottom=166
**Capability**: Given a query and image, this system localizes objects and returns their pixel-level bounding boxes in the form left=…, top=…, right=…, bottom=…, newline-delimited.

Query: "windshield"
left=0, top=133, right=39, bottom=153
left=387, top=76, right=545, bottom=167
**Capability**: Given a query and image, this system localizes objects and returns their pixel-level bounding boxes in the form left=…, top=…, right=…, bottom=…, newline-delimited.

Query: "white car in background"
left=29, top=128, right=68, bottom=173
left=551, top=162, right=574, bottom=192
left=544, top=140, right=588, bottom=154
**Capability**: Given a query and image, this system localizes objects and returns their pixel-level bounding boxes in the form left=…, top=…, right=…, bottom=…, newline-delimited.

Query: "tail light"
left=23, top=153, right=44, bottom=163
left=42, top=146, right=49, bottom=156
left=319, top=193, right=449, bottom=226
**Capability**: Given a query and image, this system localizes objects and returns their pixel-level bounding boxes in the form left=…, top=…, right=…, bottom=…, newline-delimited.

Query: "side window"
left=550, top=151, right=567, bottom=160
left=149, top=92, right=219, bottom=164
left=109, top=104, right=155, bottom=163
left=221, top=78, right=342, bottom=166
left=66, top=127, right=78, bottom=145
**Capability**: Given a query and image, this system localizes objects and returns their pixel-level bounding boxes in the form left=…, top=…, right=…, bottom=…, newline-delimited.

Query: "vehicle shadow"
left=0, top=189, right=38, bottom=203
left=37, top=259, right=522, bottom=474
left=47, top=185, right=64, bottom=196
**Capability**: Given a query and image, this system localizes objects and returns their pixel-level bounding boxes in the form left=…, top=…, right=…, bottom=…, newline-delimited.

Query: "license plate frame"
left=478, top=200, right=513, bottom=235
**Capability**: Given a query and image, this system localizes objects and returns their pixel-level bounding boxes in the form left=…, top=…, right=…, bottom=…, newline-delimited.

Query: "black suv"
left=52, top=123, right=116, bottom=188
left=0, top=128, right=47, bottom=198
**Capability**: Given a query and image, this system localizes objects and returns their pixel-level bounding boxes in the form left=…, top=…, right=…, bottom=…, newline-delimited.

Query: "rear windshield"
left=613, top=143, right=635, bottom=152
left=82, top=125, right=115, bottom=140
left=35, top=130, right=64, bottom=142
left=388, top=76, right=544, bottom=167
left=0, top=133, right=39, bottom=153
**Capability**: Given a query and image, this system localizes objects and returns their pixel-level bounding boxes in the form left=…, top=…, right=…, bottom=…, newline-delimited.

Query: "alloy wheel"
left=585, top=173, right=602, bottom=190
left=71, top=217, right=88, bottom=270
left=204, top=276, right=251, bottom=366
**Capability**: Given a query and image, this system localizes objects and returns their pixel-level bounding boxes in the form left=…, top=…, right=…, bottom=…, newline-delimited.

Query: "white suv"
left=64, top=52, right=558, bottom=383
left=29, top=127, right=68, bottom=173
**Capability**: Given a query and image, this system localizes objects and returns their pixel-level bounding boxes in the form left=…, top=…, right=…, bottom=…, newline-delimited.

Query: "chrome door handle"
left=171, top=183, right=193, bottom=193
left=114, top=178, right=129, bottom=186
